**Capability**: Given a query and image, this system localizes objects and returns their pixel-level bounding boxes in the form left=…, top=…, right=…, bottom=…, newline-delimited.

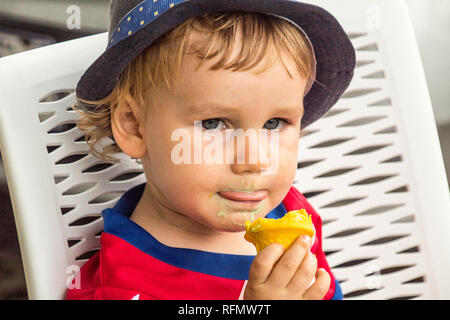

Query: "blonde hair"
left=73, top=11, right=317, bottom=162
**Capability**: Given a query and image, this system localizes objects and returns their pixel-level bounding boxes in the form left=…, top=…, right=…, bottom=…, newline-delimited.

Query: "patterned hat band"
left=108, top=0, right=185, bottom=49
left=107, top=0, right=317, bottom=96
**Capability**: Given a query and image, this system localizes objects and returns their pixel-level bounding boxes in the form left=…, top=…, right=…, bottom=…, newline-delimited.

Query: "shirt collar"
left=102, top=183, right=287, bottom=280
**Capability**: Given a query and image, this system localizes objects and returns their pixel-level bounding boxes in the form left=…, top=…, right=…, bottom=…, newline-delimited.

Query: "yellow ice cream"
left=244, top=209, right=314, bottom=253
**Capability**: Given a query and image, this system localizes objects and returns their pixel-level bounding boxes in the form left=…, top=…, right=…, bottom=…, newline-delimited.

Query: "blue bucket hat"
left=76, top=0, right=356, bottom=128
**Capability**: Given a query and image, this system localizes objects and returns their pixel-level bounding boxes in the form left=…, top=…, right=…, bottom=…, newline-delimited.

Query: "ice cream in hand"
left=244, top=209, right=315, bottom=253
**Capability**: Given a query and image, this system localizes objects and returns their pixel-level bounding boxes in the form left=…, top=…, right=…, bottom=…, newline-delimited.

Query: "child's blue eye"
left=201, top=118, right=288, bottom=131
left=264, top=118, right=287, bottom=130
left=202, top=118, right=226, bottom=131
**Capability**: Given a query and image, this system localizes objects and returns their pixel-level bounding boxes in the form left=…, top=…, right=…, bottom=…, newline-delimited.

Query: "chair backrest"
left=296, top=0, right=450, bottom=299
left=0, top=0, right=448, bottom=300
left=0, top=33, right=146, bottom=299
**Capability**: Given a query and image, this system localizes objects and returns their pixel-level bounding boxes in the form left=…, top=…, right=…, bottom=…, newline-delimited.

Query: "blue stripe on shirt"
left=331, top=279, right=343, bottom=300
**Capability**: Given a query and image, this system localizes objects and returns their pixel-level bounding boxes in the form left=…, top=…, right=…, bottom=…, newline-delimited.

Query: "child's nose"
left=229, top=132, right=275, bottom=175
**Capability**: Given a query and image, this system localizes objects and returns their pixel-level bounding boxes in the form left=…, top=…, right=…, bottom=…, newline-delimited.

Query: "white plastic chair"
left=0, top=0, right=449, bottom=300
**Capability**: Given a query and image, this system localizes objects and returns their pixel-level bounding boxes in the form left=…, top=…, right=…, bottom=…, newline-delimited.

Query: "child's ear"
left=111, top=93, right=146, bottom=159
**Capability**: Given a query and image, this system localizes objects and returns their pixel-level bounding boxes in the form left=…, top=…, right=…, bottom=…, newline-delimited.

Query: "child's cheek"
left=273, top=141, right=298, bottom=180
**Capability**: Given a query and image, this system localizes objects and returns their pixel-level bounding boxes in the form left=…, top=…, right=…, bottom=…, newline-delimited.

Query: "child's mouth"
left=217, top=190, right=268, bottom=205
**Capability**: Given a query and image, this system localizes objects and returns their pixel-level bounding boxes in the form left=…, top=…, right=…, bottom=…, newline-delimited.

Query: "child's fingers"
left=248, top=243, right=285, bottom=285
left=266, top=235, right=312, bottom=288
left=303, top=268, right=331, bottom=300
left=285, top=249, right=317, bottom=294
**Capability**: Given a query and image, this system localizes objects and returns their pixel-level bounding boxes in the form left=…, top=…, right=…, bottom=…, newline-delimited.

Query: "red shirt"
left=66, top=184, right=342, bottom=300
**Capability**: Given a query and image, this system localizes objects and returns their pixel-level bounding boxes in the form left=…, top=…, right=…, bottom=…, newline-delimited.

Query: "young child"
left=67, top=0, right=355, bottom=300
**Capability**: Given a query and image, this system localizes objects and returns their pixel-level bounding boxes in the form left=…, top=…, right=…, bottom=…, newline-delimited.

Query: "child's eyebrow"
left=186, top=102, right=304, bottom=117
left=186, top=102, right=241, bottom=116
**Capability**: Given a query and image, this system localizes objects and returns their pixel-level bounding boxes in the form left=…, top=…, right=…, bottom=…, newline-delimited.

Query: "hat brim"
left=76, top=0, right=355, bottom=128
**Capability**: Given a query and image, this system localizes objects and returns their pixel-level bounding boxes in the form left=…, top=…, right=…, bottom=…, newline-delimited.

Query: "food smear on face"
left=209, top=191, right=267, bottom=224
left=239, top=177, right=258, bottom=191
left=237, top=198, right=266, bottom=222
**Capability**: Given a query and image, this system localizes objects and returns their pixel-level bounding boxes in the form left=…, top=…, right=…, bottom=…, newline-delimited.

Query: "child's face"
left=137, top=41, right=307, bottom=233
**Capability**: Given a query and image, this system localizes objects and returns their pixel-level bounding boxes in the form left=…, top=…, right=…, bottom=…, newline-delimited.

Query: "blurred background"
left=0, top=0, right=448, bottom=299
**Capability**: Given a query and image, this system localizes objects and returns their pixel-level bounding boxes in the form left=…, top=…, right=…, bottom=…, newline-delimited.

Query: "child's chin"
left=227, top=215, right=254, bottom=231
left=226, top=224, right=247, bottom=233
left=210, top=217, right=247, bottom=233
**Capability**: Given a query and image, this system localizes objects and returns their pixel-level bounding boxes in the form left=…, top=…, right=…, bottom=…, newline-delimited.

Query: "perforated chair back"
left=0, top=33, right=145, bottom=299
left=0, top=0, right=449, bottom=300
left=296, top=0, right=450, bottom=299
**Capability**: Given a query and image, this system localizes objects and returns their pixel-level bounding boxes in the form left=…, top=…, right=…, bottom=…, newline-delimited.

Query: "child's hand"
left=244, top=235, right=331, bottom=300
